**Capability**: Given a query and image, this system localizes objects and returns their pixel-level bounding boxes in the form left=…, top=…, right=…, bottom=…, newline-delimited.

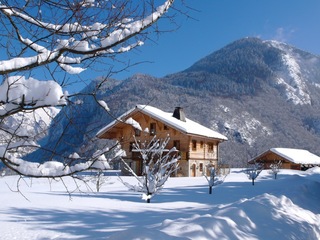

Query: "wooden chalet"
left=96, top=105, right=228, bottom=177
left=248, top=148, right=320, bottom=170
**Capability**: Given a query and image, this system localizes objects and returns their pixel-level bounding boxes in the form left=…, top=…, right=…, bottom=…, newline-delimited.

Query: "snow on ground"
left=1, top=169, right=320, bottom=240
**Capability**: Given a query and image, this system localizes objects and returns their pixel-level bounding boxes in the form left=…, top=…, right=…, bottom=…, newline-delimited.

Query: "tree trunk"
left=209, top=186, right=212, bottom=194
left=96, top=180, right=100, bottom=192
left=147, top=198, right=151, bottom=203
left=252, top=178, right=255, bottom=185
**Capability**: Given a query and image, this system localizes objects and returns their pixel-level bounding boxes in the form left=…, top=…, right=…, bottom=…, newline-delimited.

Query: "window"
left=199, top=163, right=203, bottom=172
left=208, top=142, right=214, bottom=152
left=150, top=122, right=156, bottom=136
left=200, top=141, right=204, bottom=148
left=134, top=128, right=141, bottom=136
left=164, top=125, right=169, bottom=130
left=173, top=140, right=180, bottom=150
left=192, top=140, right=197, bottom=151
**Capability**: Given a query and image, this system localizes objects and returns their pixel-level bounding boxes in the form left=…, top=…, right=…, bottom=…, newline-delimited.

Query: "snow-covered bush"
left=246, top=162, right=263, bottom=185
left=120, top=135, right=179, bottom=203
left=204, top=166, right=215, bottom=194
left=204, top=165, right=228, bottom=194
left=269, top=160, right=282, bottom=179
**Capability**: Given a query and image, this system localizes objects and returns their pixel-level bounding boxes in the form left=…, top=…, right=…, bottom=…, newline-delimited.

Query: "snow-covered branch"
left=0, top=0, right=174, bottom=75
left=1, top=142, right=125, bottom=178
left=0, top=0, right=176, bottom=178
left=0, top=76, right=67, bottom=117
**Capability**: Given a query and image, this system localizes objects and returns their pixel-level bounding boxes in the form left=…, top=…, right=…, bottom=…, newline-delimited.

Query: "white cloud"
left=274, top=27, right=296, bottom=42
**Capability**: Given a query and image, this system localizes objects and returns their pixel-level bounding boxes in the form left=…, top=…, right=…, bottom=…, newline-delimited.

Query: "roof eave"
left=185, top=132, right=228, bottom=142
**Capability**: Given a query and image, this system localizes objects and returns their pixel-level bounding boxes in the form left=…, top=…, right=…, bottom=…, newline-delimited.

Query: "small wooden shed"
left=248, top=148, right=320, bottom=170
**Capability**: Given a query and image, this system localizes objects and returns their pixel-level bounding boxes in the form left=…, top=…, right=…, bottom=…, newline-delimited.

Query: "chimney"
left=173, top=107, right=186, bottom=122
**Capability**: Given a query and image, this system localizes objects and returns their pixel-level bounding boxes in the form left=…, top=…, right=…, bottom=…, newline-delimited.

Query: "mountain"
left=29, top=37, right=320, bottom=167
left=0, top=107, right=59, bottom=163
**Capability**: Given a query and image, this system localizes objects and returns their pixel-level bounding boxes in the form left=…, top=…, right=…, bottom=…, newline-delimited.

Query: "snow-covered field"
left=1, top=168, right=320, bottom=240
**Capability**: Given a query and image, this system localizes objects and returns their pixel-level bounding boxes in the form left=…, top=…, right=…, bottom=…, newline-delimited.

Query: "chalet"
left=96, top=105, right=228, bottom=177
left=248, top=148, right=320, bottom=170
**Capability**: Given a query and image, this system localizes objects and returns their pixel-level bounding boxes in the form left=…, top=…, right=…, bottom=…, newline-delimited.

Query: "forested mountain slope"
left=31, top=37, right=320, bottom=167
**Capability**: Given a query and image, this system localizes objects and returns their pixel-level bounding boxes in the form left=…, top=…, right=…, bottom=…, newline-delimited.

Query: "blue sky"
left=78, top=0, right=320, bottom=91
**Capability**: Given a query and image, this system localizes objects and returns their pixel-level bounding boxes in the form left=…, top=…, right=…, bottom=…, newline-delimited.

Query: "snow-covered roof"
left=97, top=105, right=227, bottom=141
left=270, top=148, right=320, bottom=165
left=250, top=148, right=320, bottom=165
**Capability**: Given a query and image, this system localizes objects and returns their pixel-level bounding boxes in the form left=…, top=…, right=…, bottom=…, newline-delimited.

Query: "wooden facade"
left=97, top=105, right=227, bottom=177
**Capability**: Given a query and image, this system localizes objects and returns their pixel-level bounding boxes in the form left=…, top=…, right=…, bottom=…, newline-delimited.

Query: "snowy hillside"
left=266, top=40, right=313, bottom=105
left=1, top=168, right=320, bottom=239
left=0, top=107, right=59, bottom=158
left=5, top=107, right=59, bottom=135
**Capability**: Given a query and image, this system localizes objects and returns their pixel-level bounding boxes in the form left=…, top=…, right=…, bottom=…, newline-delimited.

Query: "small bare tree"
left=270, top=160, right=282, bottom=179
left=204, top=166, right=215, bottom=194
left=94, top=170, right=107, bottom=193
left=120, top=135, right=179, bottom=203
left=204, top=164, right=228, bottom=194
left=246, top=162, right=263, bottom=185
left=84, top=170, right=110, bottom=193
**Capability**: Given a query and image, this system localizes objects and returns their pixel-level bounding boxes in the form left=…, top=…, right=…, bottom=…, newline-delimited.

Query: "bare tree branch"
left=0, top=0, right=177, bottom=178
left=0, top=0, right=174, bottom=75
